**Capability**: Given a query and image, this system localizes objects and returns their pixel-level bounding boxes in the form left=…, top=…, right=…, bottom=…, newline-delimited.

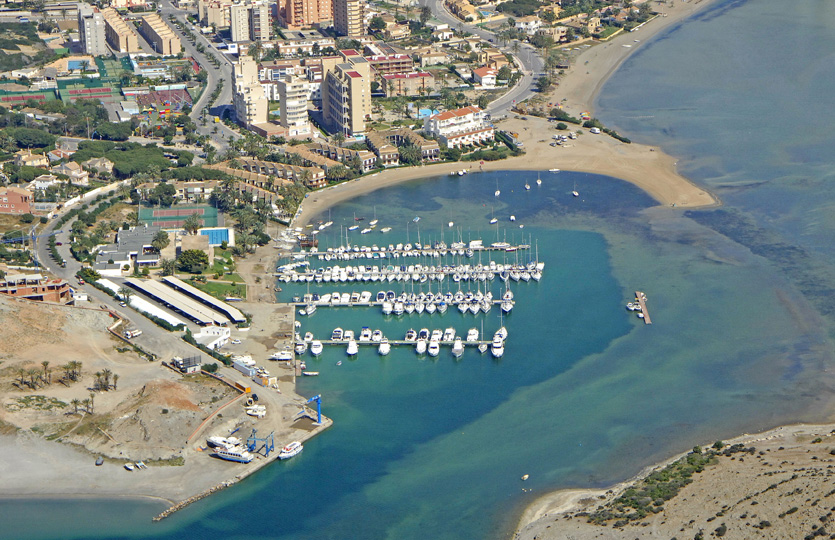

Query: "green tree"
left=398, top=143, right=421, bottom=165
left=535, top=75, right=553, bottom=92
left=477, top=95, right=490, bottom=109
left=160, top=257, right=177, bottom=276
left=117, top=286, right=133, bottom=305
left=183, top=212, right=202, bottom=235
left=148, top=183, right=176, bottom=207
left=369, top=16, right=386, bottom=32
left=497, top=65, right=513, bottom=80
left=177, top=249, right=209, bottom=273
left=151, top=230, right=170, bottom=252
left=420, top=6, right=432, bottom=24
left=541, top=10, right=556, bottom=22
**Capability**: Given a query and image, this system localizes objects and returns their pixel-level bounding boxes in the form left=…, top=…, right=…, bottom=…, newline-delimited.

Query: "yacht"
left=346, top=339, right=359, bottom=356
left=442, top=327, right=456, bottom=341
left=426, top=301, right=437, bottom=314
left=417, top=328, right=430, bottom=341
left=278, top=441, right=303, bottom=460
left=348, top=225, right=359, bottom=231
left=361, top=228, right=372, bottom=234
left=451, top=337, right=465, bottom=358
left=382, top=301, right=393, bottom=315
left=381, top=227, right=392, bottom=233
left=491, top=336, right=505, bottom=358
left=371, top=329, right=383, bottom=342
left=438, top=301, right=448, bottom=314
left=214, top=447, right=254, bottom=463
left=378, top=338, right=391, bottom=356
left=331, top=327, right=344, bottom=341
left=466, top=328, right=479, bottom=342
left=304, top=332, right=314, bottom=342
left=207, top=436, right=242, bottom=450
left=310, top=340, right=323, bottom=356
left=572, top=181, right=579, bottom=197
left=294, top=341, right=307, bottom=355
left=427, top=339, right=440, bottom=357
left=525, top=182, right=530, bottom=190
left=415, top=338, right=427, bottom=355
left=405, top=328, right=417, bottom=341
left=269, top=351, right=293, bottom=361
left=359, top=327, right=373, bottom=342
left=369, top=219, right=379, bottom=227
left=494, top=327, right=508, bottom=341
left=344, top=329, right=355, bottom=341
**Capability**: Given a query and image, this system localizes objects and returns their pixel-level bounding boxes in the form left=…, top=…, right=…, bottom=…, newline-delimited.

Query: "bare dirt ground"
left=516, top=424, right=835, bottom=540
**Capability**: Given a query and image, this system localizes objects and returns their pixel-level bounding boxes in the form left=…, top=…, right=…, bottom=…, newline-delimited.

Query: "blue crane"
left=246, top=428, right=275, bottom=457
left=306, top=394, right=323, bottom=425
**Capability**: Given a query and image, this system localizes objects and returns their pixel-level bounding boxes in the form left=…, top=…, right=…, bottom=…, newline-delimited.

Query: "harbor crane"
left=306, top=394, right=323, bottom=425
left=246, top=429, right=275, bottom=457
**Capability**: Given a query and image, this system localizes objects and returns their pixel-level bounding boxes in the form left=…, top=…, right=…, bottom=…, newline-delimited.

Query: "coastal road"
left=419, top=0, right=544, bottom=115
left=157, top=0, right=239, bottom=149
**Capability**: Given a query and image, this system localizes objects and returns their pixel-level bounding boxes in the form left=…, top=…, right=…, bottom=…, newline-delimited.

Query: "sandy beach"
left=296, top=0, right=721, bottom=227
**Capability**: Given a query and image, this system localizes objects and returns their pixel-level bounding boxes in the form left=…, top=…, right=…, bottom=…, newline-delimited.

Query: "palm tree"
left=112, top=374, right=119, bottom=391
left=41, top=361, right=50, bottom=384
left=89, top=393, right=95, bottom=414
left=71, top=398, right=80, bottom=414
left=160, top=258, right=177, bottom=276
left=117, top=286, right=133, bottom=305
left=28, top=368, right=39, bottom=388
left=102, top=369, right=112, bottom=390
left=82, top=398, right=90, bottom=414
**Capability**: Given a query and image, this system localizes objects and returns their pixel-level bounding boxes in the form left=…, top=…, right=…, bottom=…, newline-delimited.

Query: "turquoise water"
left=9, top=0, right=835, bottom=538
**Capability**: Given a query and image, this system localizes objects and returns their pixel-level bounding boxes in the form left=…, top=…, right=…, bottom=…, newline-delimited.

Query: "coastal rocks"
left=153, top=478, right=240, bottom=521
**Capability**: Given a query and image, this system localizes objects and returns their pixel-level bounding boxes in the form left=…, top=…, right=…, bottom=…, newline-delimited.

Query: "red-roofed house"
left=472, top=66, right=497, bottom=88
left=423, top=105, right=494, bottom=149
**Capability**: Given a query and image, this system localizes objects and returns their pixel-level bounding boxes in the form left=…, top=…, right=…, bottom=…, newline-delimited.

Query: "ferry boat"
left=214, top=447, right=254, bottom=463
left=278, top=441, right=303, bottom=460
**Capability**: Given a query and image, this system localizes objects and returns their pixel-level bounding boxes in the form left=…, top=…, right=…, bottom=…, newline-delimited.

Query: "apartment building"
left=423, top=105, right=494, bottom=149
left=276, top=75, right=311, bottom=136
left=233, top=55, right=269, bottom=128
left=322, top=55, right=371, bottom=136
left=0, top=186, right=33, bottom=215
left=78, top=6, right=107, bottom=56
left=140, top=14, right=182, bottom=56
left=282, top=0, right=332, bottom=29
left=381, top=72, right=433, bottom=97
left=305, top=141, right=377, bottom=172
left=367, top=54, right=413, bottom=75
left=229, top=3, right=250, bottom=41
left=333, top=0, right=364, bottom=37
left=101, top=7, right=140, bottom=53
left=197, top=0, right=232, bottom=27
left=249, top=2, right=271, bottom=41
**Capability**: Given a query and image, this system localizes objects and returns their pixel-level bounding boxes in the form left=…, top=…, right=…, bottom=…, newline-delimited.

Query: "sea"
left=8, top=0, right=835, bottom=538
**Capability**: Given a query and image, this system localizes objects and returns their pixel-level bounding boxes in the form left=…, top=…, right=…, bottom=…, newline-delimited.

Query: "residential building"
left=536, top=25, right=569, bottom=42
left=419, top=50, right=449, bottom=67
left=0, top=274, right=72, bottom=304
left=365, top=132, right=399, bottom=167
left=0, top=186, right=33, bottom=215
left=101, top=7, right=140, bottom=53
left=14, top=150, right=49, bottom=168
left=172, top=355, right=202, bottom=373
left=373, top=127, right=440, bottom=161
left=233, top=55, right=269, bottom=128
left=94, top=225, right=162, bottom=275
left=282, top=0, right=332, bottom=29
left=446, top=0, right=476, bottom=22
left=424, top=105, right=494, bottom=149
left=249, top=2, right=271, bottom=41
left=276, top=75, right=312, bottom=136
left=52, top=161, right=89, bottom=186
left=78, top=6, right=107, bottom=56
left=478, top=47, right=511, bottom=69
left=197, top=0, right=232, bottom=27
left=81, top=157, right=114, bottom=175
left=274, top=37, right=337, bottom=57
left=432, top=28, right=454, bottom=41
left=236, top=158, right=326, bottom=188
left=333, top=0, right=364, bottom=37
left=322, top=55, right=371, bottom=136
left=306, top=141, right=377, bottom=171
left=29, top=175, right=60, bottom=191
left=140, top=14, right=182, bottom=56
left=230, top=3, right=251, bottom=41
left=367, top=54, right=413, bottom=75
left=384, top=23, right=410, bottom=41
left=472, top=66, right=497, bottom=88
left=381, top=72, right=433, bottom=96
left=514, top=15, right=542, bottom=35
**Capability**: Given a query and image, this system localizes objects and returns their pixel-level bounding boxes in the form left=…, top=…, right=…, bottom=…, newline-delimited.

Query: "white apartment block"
left=277, top=75, right=312, bottom=137
left=234, top=55, right=269, bottom=128
left=423, top=105, right=494, bottom=149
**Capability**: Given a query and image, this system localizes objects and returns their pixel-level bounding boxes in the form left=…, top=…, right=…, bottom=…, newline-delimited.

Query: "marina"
left=634, top=291, right=651, bottom=324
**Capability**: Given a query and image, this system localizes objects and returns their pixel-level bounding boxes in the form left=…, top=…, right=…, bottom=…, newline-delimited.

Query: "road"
left=418, top=0, right=544, bottom=115
left=157, top=0, right=240, bottom=149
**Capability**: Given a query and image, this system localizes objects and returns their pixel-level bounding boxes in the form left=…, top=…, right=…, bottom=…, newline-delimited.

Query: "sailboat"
left=572, top=181, right=579, bottom=197
left=489, top=207, right=498, bottom=225
left=525, top=176, right=533, bottom=190
left=369, top=207, right=378, bottom=227
left=494, top=178, right=500, bottom=197
left=537, top=175, right=543, bottom=185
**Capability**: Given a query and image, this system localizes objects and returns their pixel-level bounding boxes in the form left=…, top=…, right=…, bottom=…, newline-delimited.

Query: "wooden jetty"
left=635, top=291, right=651, bottom=325
left=318, top=339, right=492, bottom=347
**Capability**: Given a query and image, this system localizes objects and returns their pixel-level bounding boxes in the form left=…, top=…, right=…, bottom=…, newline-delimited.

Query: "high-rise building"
left=139, top=14, right=182, bottom=56
left=78, top=6, right=108, bottom=56
left=333, top=0, right=364, bottom=37
left=277, top=75, right=311, bottom=136
left=229, top=3, right=250, bottom=41
left=233, top=55, right=269, bottom=128
left=249, top=2, right=271, bottom=41
left=282, top=0, right=332, bottom=29
left=101, top=7, right=140, bottom=53
left=197, top=0, right=232, bottom=28
left=322, top=54, right=370, bottom=136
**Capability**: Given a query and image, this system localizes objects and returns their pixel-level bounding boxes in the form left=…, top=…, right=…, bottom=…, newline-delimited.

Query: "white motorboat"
left=502, top=300, right=514, bottom=313
left=304, top=332, right=313, bottom=342
left=369, top=219, right=379, bottom=227
left=359, top=327, right=373, bottom=342
left=361, top=228, right=372, bottom=234
left=346, top=339, right=359, bottom=356
left=207, top=436, right=242, bottom=450
left=494, top=326, right=508, bottom=341
left=572, top=181, right=579, bottom=197
left=381, top=227, right=392, bottom=233
left=382, top=301, right=393, bottom=315
left=348, top=225, right=359, bottom=231
left=302, top=371, right=319, bottom=376
left=405, top=328, right=417, bottom=341
left=427, top=340, right=440, bottom=357
left=491, top=336, right=505, bottom=358
left=430, top=329, right=443, bottom=341
left=415, top=339, right=427, bottom=355
left=478, top=343, right=488, bottom=354
left=466, top=328, right=478, bottom=342
left=310, top=340, right=323, bottom=356
left=371, top=329, right=383, bottom=342
left=213, top=446, right=254, bottom=463
left=294, top=341, right=307, bottom=355
left=525, top=182, right=530, bottom=190
left=426, top=302, right=437, bottom=314
left=331, top=327, right=344, bottom=340
left=442, top=327, right=455, bottom=341
left=509, top=215, right=516, bottom=222
left=438, top=301, right=448, bottom=314
left=494, top=189, right=500, bottom=197
left=548, top=169, right=559, bottom=173
left=344, top=329, right=355, bottom=341
left=269, top=351, right=293, bottom=361
left=489, top=217, right=498, bottom=224
left=378, top=338, right=391, bottom=356
left=278, top=441, right=303, bottom=460
left=451, top=337, right=464, bottom=358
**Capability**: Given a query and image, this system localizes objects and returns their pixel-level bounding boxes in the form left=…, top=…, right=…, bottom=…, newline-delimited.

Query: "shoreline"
left=295, top=1, right=722, bottom=228
left=513, top=421, right=835, bottom=539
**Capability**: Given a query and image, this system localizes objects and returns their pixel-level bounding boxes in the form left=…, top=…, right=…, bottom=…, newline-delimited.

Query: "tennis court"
left=138, top=205, right=220, bottom=228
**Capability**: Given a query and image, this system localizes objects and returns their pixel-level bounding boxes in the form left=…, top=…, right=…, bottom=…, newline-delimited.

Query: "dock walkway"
left=635, top=291, right=651, bottom=325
